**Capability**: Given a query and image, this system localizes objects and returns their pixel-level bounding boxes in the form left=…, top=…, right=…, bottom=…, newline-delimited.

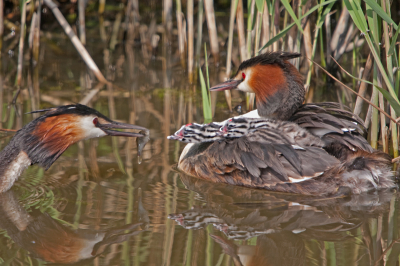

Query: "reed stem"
left=163, top=0, right=173, bottom=42
left=204, top=0, right=219, bottom=65
left=176, top=0, right=186, bottom=68
left=195, top=0, right=204, bottom=80
left=354, top=53, right=373, bottom=116
left=261, top=2, right=270, bottom=52
left=43, top=0, right=107, bottom=84
left=254, top=4, right=263, bottom=56
left=16, top=0, right=27, bottom=87
left=33, top=0, right=42, bottom=63
left=236, top=0, right=247, bottom=61
left=187, top=0, right=194, bottom=83
left=246, top=0, right=255, bottom=59
left=224, top=0, right=239, bottom=111
left=77, top=0, right=86, bottom=45
left=0, top=0, right=3, bottom=58
left=378, top=73, right=388, bottom=153
left=99, top=0, right=106, bottom=15
left=382, top=0, right=398, bottom=157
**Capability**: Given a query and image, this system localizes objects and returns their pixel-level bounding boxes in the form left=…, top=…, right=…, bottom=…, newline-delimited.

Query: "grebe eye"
left=93, top=117, right=98, bottom=125
left=242, top=72, right=246, bottom=80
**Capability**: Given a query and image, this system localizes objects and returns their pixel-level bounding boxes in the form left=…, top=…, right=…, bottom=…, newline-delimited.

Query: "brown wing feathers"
left=179, top=128, right=339, bottom=188
left=290, top=103, right=372, bottom=153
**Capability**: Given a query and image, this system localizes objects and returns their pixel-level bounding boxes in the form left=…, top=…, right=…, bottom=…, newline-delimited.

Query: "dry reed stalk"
left=316, top=58, right=398, bottom=125
left=33, top=64, right=40, bottom=111
left=377, top=74, right=388, bottom=153
left=334, top=23, right=355, bottom=61
left=187, top=0, right=194, bottom=83
left=246, top=0, right=256, bottom=110
left=28, top=13, right=37, bottom=55
left=0, top=75, right=2, bottom=123
left=176, top=0, right=186, bottom=68
left=110, top=12, right=122, bottom=50
left=324, top=11, right=332, bottom=65
left=223, top=0, right=239, bottom=112
left=303, top=19, right=312, bottom=67
left=354, top=53, right=373, bottom=116
left=204, top=0, right=219, bottom=65
left=124, top=0, right=136, bottom=49
left=254, top=7, right=262, bottom=56
left=16, top=0, right=27, bottom=88
left=139, top=25, right=149, bottom=62
left=226, top=0, right=239, bottom=68
left=236, top=0, right=247, bottom=61
left=43, top=0, right=107, bottom=84
left=40, top=94, right=72, bottom=105
left=124, top=0, right=133, bottom=33
left=195, top=0, right=204, bottom=81
left=79, top=83, right=105, bottom=105
left=99, top=16, right=106, bottom=42
left=261, top=2, right=270, bottom=52
left=99, top=0, right=106, bottom=15
left=188, top=94, right=193, bottom=123
left=0, top=128, right=17, bottom=133
left=33, top=0, right=42, bottom=63
left=177, top=92, right=184, bottom=126
left=330, top=8, right=350, bottom=58
left=382, top=0, right=398, bottom=158
left=163, top=0, right=173, bottom=42
left=79, top=0, right=86, bottom=45
left=273, top=0, right=280, bottom=52
left=27, top=70, right=38, bottom=118
left=246, top=0, right=255, bottom=58
left=0, top=0, right=3, bottom=57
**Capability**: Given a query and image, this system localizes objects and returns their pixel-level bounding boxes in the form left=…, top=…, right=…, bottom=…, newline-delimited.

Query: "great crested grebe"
left=168, top=51, right=395, bottom=196
left=0, top=104, right=148, bottom=193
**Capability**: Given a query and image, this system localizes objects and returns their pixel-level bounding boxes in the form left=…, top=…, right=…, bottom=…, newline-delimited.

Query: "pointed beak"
left=98, top=121, right=148, bottom=137
left=210, top=79, right=242, bottom=91
left=167, top=125, right=186, bottom=140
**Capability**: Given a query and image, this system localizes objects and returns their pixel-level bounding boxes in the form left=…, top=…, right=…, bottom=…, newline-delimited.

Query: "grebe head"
left=210, top=51, right=305, bottom=120
left=168, top=122, right=223, bottom=143
left=13, top=104, right=147, bottom=169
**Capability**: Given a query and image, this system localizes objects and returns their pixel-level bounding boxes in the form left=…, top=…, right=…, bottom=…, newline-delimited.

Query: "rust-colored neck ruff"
left=32, top=114, right=83, bottom=156
left=252, top=62, right=305, bottom=120
left=249, top=64, right=287, bottom=103
left=25, top=114, right=85, bottom=169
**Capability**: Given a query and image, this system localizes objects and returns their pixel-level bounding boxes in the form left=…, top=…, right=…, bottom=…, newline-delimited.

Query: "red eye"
left=242, top=72, right=246, bottom=80
left=93, top=117, right=98, bottom=125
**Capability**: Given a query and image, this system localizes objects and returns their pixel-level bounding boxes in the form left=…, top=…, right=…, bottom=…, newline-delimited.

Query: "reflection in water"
left=0, top=190, right=143, bottom=264
left=171, top=174, right=398, bottom=266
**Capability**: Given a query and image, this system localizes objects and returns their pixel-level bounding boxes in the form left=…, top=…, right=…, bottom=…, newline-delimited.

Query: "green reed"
left=199, top=45, right=212, bottom=123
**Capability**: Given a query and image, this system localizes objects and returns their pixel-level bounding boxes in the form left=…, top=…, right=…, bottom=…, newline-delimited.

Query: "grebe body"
left=169, top=52, right=395, bottom=196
